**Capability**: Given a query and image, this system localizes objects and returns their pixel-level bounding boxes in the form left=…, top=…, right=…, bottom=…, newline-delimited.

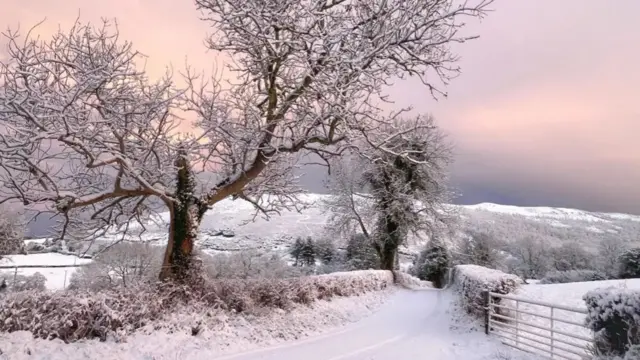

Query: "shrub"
left=0, top=270, right=393, bottom=342
left=202, top=250, right=297, bottom=279
left=618, top=248, right=640, bottom=279
left=69, top=242, right=163, bottom=291
left=453, top=264, right=522, bottom=317
left=584, top=287, right=640, bottom=357
left=540, top=270, right=608, bottom=284
left=0, top=272, right=47, bottom=292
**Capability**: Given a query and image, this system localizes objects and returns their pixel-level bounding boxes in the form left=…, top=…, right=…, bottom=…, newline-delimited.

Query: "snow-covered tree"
left=0, top=208, right=24, bottom=258
left=325, top=115, right=454, bottom=270
left=458, top=231, right=502, bottom=269
left=346, top=233, right=380, bottom=270
left=300, top=237, right=317, bottom=267
left=289, top=237, right=305, bottom=266
left=598, top=237, right=629, bottom=278
left=315, top=238, right=336, bottom=265
left=509, top=235, right=551, bottom=279
left=413, top=237, right=450, bottom=287
left=0, top=0, right=491, bottom=281
left=619, top=248, right=640, bottom=279
left=549, top=241, right=595, bottom=271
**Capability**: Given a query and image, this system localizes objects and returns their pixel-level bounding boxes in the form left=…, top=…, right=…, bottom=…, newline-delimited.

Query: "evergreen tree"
left=300, top=237, right=316, bottom=267
left=289, top=237, right=305, bottom=266
left=346, top=233, right=380, bottom=270
left=315, top=238, right=337, bottom=265
left=414, top=238, right=450, bottom=288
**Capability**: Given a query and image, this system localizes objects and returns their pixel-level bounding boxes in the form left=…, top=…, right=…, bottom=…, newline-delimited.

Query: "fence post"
left=483, top=290, right=490, bottom=335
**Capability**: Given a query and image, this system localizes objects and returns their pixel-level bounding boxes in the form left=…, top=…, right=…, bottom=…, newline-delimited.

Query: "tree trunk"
left=379, top=242, right=397, bottom=271
left=159, top=151, right=206, bottom=282
left=377, top=210, right=402, bottom=271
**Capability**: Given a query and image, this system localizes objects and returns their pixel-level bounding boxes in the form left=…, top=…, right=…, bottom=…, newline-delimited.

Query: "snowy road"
left=214, top=289, right=536, bottom=360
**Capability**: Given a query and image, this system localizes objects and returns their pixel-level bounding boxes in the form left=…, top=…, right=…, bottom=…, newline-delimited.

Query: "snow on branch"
left=194, top=0, right=492, bottom=206
left=0, top=0, right=491, bottom=247
left=323, top=114, right=456, bottom=245
left=0, top=19, right=182, bottom=241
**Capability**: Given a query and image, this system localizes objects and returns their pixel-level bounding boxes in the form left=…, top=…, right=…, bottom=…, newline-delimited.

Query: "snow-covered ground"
left=0, top=253, right=91, bottom=289
left=0, top=288, right=541, bottom=360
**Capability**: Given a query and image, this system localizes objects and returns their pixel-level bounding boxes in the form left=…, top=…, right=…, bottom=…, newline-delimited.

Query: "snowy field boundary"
left=452, top=264, right=522, bottom=317
left=0, top=287, right=393, bottom=360
left=0, top=270, right=394, bottom=343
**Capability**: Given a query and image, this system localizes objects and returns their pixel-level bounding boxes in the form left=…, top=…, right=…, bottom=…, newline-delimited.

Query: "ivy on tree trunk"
left=159, top=151, right=207, bottom=282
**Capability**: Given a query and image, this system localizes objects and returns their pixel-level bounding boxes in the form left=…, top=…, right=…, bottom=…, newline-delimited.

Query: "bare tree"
left=458, top=231, right=502, bottom=269
left=0, top=0, right=492, bottom=281
left=69, top=242, right=162, bottom=290
left=510, top=235, right=551, bottom=279
left=597, top=237, right=628, bottom=278
left=324, top=115, right=454, bottom=270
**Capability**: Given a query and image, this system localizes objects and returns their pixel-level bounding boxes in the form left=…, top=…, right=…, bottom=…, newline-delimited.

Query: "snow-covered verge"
left=0, top=270, right=393, bottom=343
left=507, top=279, right=640, bottom=360
left=0, top=287, right=393, bottom=360
left=453, top=264, right=522, bottom=317
left=446, top=297, right=544, bottom=360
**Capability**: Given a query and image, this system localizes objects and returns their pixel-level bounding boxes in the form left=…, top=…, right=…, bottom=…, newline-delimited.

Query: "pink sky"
left=2, top=0, right=639, bottom=213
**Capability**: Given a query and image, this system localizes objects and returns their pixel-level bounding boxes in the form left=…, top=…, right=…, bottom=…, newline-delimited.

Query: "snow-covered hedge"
left=394, top=271, right=434, bottom=290
left=540, top=269, right=608, bottom=284
left=0, top=270, right=392, bottom=342
left=584, top=287, right=640, bottom=357
left=453, top=264, right=522, bottom=317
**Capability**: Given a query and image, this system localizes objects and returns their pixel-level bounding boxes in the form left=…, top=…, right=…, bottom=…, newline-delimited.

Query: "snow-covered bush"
left=453, top=264, right=522, bottom=317
left=618, top=248, right=640, bottom=279
left=0, top=272, right=47, bottom=292
left=69, top=242, right=163, bottom=290
left=540, top=270, right=608, bottom=284
left=0, top=270, right=392, bottom=342
left=412, top=239, right=450, bottom=287
left=202, top=250, right=298, bottom=279
left=584, top=287, right=640, bottom=357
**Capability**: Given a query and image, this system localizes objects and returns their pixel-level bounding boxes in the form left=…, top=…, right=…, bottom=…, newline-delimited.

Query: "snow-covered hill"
left=62, top=193, right=640, bottom=255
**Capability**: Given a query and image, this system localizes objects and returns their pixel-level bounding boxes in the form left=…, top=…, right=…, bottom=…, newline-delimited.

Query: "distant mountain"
left=27, top=194, right=640, bottom=255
